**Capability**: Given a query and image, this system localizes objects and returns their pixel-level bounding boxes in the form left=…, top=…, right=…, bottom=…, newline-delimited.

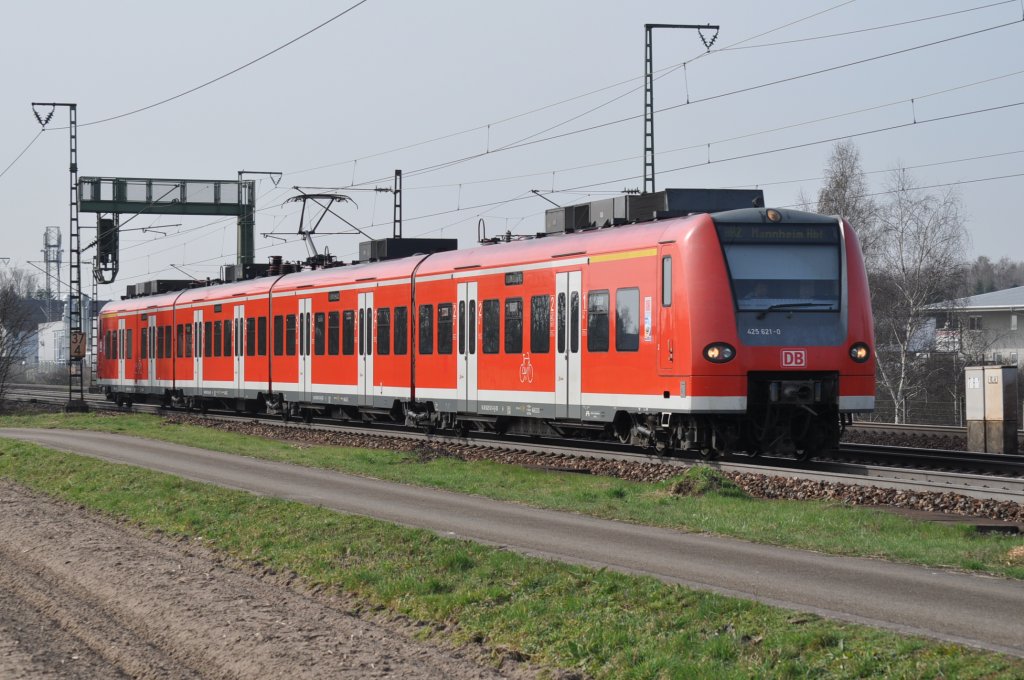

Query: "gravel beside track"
left=842, top=427, right=968, bottom=452
left=162, top=413, right=1024, bottom=526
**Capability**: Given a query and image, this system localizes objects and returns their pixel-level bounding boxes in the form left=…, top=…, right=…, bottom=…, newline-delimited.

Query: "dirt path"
left=0, top=481, right=537, bottom=679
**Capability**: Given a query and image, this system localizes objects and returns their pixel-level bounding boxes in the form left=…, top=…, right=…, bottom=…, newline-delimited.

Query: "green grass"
left=0, top=438, right=1020, bottom=678
left=2, top=411, right=1023, bottom=582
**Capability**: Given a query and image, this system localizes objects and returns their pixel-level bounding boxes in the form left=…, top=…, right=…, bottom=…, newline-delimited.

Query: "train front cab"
left=682, top=207, right=875, bottom=457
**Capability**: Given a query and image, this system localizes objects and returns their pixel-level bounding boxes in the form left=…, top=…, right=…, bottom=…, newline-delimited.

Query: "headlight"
left=849, top=342, right=871, bottom=363
left=704, top=342, right=736, bottom=363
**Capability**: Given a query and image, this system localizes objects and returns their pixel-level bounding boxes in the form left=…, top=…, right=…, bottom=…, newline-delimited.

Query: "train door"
left=357, top=292, right=374, bottom=406
left=234, top=305, right=246, bottom=396
left=117, top=318, right=126, bottom=384
left=298, top=298, right=313, bottom=401
left=193, top=309, right=203, bottom=392
left=147, top=315, right=157, bottom=390
left=457, top=281, right=478, bottom=412
left=555, top=271, right=582, bottom=419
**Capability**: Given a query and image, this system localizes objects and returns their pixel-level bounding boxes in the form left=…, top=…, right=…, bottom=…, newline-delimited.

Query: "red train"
left=97, top=190, right=875, bottom=458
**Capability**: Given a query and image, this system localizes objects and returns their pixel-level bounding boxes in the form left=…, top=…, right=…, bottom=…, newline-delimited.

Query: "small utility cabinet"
left=965, top=366, right=1019, bottom=454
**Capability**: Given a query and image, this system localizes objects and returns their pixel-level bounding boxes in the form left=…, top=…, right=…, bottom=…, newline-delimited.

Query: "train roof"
left=105, top=205, right=842, bottom=314
left=100, top=213, right=714, bottom=314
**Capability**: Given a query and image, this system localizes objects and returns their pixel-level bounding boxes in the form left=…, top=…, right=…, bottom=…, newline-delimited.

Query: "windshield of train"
left=716, top=222, right=841, bottom=313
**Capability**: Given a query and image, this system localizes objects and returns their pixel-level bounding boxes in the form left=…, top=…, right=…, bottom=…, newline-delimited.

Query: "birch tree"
left=870, top=168, right=968, bottom=423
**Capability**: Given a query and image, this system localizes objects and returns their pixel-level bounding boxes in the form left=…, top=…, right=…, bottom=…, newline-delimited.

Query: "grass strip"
left=0, top=439, right=1021, bottom=679
left=2, top=411, right=1023, bottom=580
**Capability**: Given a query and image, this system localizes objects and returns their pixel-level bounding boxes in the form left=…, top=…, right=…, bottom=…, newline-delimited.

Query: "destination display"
left=716, top=223, right=838, bottom=244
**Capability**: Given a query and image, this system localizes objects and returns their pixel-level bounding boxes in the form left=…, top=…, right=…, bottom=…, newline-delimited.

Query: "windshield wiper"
left=755, top=303, right=835, bottom=320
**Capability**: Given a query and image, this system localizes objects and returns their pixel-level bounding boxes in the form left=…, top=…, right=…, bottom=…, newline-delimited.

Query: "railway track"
left=4, top=383, right=1023, bottom=503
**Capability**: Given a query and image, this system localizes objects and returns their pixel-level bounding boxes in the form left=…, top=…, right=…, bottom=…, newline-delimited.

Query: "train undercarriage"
left=105, top=368, right=848, bottom=461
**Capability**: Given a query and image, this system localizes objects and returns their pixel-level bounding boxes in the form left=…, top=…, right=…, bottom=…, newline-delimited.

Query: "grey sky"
left=1, top=0, right=1022, bottom=295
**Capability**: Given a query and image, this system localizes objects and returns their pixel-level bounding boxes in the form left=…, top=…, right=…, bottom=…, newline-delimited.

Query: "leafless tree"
left=0, top=268, right=42, bottom=402
left=815, top=140, right=879, bottom=257
left=869, top=167, right=969, bottom=423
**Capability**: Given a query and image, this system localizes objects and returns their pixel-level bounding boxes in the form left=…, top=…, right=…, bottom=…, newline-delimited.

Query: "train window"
left=570, top=292, right=580, bottom=354
left=615, top=288, right=640, bottom=352
left=458, top=301, right=465, bottom=355
left=662, top=256, right=672, bottom=307
left=185, top=324, right=193, bottom=358
left=418, top=304, right=434, bottom=354
left=469, top=300, right=476, bottom=354
left=213, top=321, right=222, bottom=357
left=482, top=299, right=499, bottom=354
left=103, top=330, right=109, bottom=359
left=235, top=319, right=242, bottom=357
left=342, top=311, right=355, bottom=355
left=721, top=234, right=840, bottom=313
left=530, top=295, right=550, bottom=354
left=157, top=326, right=164, bottom=359
left=273, top=316, right=284, bottom=356
left=193, top=323, right=200, bottom=358
left=364, top=309, right=372, bottom=357
left=587, top=291, right=609, bottom=352
left=328, top=311, right=339, bottom=355
left=358, top=309, right=364, bottom=356
left=438, top=303, right=453, bottom=355
left=245, top=318, right=255, bottom=356
left=557, top=293, right=566, bottom=354
left=141, top=328, right=148, bottom=360
left=286, top=315, right=297, bottom=356
left=126, top=329, right=133, bottom=359
left=314, top=312, right=326, bottom=356
left=394, top=306, right=408, bottom=355
left=257, top=317, right=267, bottom=356
left=223, top=319, right=232, bottom=357
left=177, top=325, right=184, bottom=358
left=203, top=321, right=212, bottom=357
left=377, top=308, right=390, bottom=355
left=505, top=298, right=523, bottom=354
left=164, top=325, right=172, bottom=359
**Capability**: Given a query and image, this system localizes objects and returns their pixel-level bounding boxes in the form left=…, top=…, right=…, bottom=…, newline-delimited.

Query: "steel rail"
left=4, top=385, right=1022, bottom=502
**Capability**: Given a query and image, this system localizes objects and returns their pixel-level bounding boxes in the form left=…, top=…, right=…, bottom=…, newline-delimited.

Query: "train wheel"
left=302, top=409, right=313, bottom=424
left=794, top=448, right=815, bottom=462
left=699, top=447, right=717, bottom=461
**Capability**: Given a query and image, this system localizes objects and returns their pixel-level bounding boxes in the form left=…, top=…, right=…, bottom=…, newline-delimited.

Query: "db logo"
left=781, top=348, right=807, bottom=368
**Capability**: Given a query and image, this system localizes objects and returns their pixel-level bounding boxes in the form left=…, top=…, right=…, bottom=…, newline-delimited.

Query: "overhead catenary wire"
left=393, top=69, right=1024, bottom=193
left=718, top=0, right=1018, bottom=51
left=282, top=0, right=864, bottom=180
left=52, top=0, right=374, bottom=130
left=240, top=2, right=1008, bottom=218
left=340, top=17, right=1024, bottom=192
left=0, top=130, right=44, bottom=183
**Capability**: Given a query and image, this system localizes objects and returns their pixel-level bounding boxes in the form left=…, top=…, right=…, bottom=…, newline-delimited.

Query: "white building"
left=929, top=286, right=1024, bottom=367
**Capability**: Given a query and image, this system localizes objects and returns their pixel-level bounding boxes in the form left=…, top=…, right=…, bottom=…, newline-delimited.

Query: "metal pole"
left=393, top=169, right=402, bottom=239
left=643, top=23, right=719, bottom=194
left=31, top=101, right=86, bottom=411
left=237, top=171, right=280, bottom=274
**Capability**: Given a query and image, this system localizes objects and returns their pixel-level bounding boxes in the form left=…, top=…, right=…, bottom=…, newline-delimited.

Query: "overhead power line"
left=0, top=131, right=44, bottom=183
left=342, top=18, right=1023, bottom=191
left=720, top=0, right=1018, bottom=51
left=283, top=0, right=863, bottom=179
left=63, top=0, right=373, bottom=129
